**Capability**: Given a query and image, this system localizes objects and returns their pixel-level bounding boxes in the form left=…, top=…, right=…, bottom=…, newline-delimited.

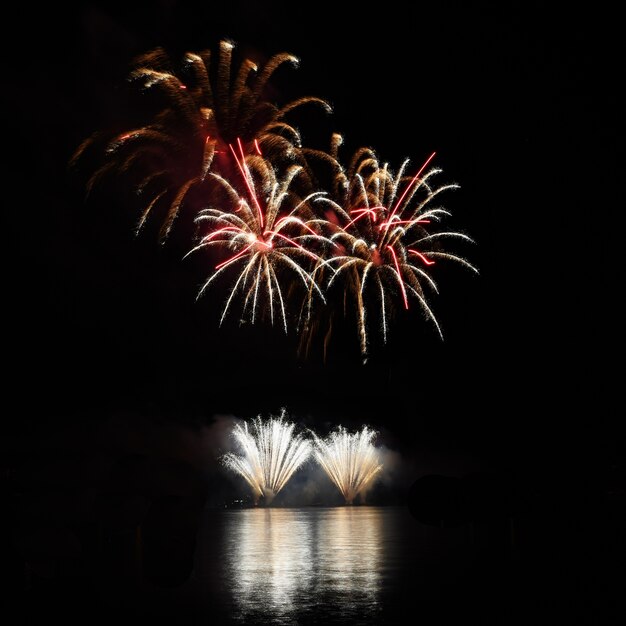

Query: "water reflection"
left=227, top=508, right=313, bottom=620
left=222, top=507, right=383, bottom=623
left=316, top=507, right=382, bottom=600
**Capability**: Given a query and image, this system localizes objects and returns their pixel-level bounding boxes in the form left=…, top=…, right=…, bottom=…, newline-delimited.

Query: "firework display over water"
left=221, top=412, right=384, bottom=506
left=312, top=425, right=383, bottom=505
left=5, top=3, right=622, bottom=626
left=222, top=411, right=313, bottom=505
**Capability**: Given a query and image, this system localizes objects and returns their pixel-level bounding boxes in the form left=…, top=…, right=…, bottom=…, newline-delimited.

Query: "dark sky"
left=4, top=1, right=622, bottom=476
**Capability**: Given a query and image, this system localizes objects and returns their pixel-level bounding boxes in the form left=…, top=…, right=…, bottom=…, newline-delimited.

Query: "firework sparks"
left=70, top=39, right=331, bottom=241
left=184, top=141, right=333, bottom=332
left=70, top=38, right=478, bottom=361
left=222, top=411, right=312, bottom=505
left=304, top=145, right=478, bottom=359
left=312, top=426, right=383, bottom=505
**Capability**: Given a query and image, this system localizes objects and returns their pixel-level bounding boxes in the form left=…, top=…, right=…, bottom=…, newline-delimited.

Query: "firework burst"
left=69, top=38, right=478, bottom=361
left=302, top=145, right=478, bottom=359
left=70, top=39, right=331, bottom=241
left=184, top=139, right=333, bottom=332
left=312, top=426, right=383, bottom=505
left=222, top=411, right=312, bottom=505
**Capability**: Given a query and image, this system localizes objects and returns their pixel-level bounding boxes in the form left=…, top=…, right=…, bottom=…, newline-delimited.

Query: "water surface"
left=189, top=506, right=479, bottom=625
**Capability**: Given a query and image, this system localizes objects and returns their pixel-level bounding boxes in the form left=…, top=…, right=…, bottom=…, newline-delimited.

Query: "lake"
left=10, top=494, right=619, bottom=625
left=133, top=505, right=520, bottom=625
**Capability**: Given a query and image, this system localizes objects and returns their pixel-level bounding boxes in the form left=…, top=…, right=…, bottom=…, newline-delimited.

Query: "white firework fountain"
left=313, top=425, right=383, bottom=505
left=222, top=410, right=312, bottom=505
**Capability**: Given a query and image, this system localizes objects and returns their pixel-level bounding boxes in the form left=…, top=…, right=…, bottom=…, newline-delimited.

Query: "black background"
left=3, top=1, right=624, bottom=623
left=5, top=0, right=622, bottom=462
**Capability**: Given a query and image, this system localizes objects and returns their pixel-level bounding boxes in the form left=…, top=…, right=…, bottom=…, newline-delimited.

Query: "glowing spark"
left=222, top=411, right=312, bottom=505
left=408, top=249, right=435, bottom=265
left=386, top=244, right=408, bottom=309
left=71, top=41, right=478, bottom=361
left=312, top=426, right=383, bottom=505
left=304, top=148, right=478, bottom=358
left=184, top=154, right=331, bottom=332
left=70, top=39, right=331, bottom=241
left=389, top=150, right=437, bottom=219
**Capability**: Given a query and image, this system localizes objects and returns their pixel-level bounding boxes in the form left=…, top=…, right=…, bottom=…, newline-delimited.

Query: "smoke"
left=372, top=423, right=495, bottom=499
left=94, top=411, right=242, bottom=477
left=93, top=409, right=489, bottom=507
left=96, top=407, right=487, bottom=507
left=180, top=413, right=242, bottom=472
left=223, top=415, right=421, bottom=506
left=278, top=461, right=344, bottom=507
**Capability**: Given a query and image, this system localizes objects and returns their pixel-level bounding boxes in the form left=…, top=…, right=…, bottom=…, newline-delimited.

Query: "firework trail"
left=69, top=38, right=478, bottom=361
left=183, top=139, right=333, bottom=332
left=312, top=426, right=383, bottom=505
left=70, top=39, right=331, bottom=241
left=301, top=144, right=478, bottom=359
left=222, top=411, right=312, bottom=505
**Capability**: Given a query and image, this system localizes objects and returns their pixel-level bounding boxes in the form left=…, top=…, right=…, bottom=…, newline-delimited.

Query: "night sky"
left=3, top=2, right=624, bottom=624
left=7, top=1, right=621, bottom=458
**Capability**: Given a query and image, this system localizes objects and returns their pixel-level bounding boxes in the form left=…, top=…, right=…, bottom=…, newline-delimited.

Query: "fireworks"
left=71, top=38, right=478, bottom=360
left=302, top=145, right=478, bottom=359
left=70, top=39, right=331, bottom=241
left=183, top=140, right=333, bottom=331
left=222, top=417, right=385, bottom=506
left=222, top=411, right=312, bottom=505
left=312, top=426, right=383, bottom=505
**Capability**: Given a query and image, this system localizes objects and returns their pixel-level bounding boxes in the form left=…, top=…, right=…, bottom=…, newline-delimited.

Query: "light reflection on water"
left=221, top=507, right=384, bottom=624
left=191, top=505, right=473, bottom=624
